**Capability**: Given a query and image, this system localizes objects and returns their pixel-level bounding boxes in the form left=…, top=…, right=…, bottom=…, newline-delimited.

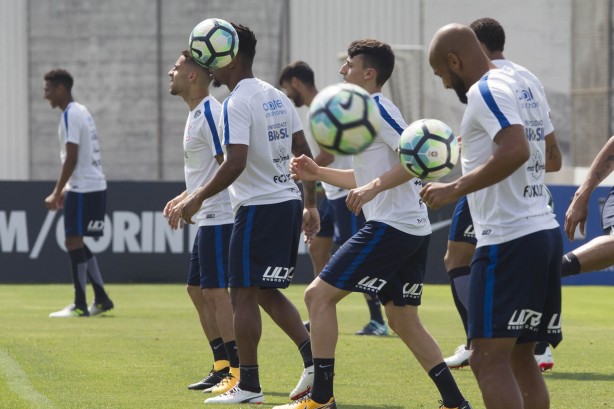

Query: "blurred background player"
left=168, top=23, right=318, bottom=404
left=563, top=134, right=614, bottom=274
left=44, top=69, right=114, bottom=318
left=443, top=17, right=562, bottom=372
left=276, top=39, right=471, bottom=409
left=425, top=23, right=562, bottom=409
left=164, top=50, right=239, bottom=394
left=278, top=60, right=387, bottom=336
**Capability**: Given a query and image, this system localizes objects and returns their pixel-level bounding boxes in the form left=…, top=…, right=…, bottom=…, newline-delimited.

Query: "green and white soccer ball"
left=398, top=118, right=459, bottom=181
left=189, top=18, right=238, bottom=69
left=309, top=83, right=381, bottom=155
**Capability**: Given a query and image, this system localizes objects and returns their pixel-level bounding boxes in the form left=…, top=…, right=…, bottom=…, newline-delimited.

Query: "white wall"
left=289, top=0, right=573, bottom=159
left=0, top=0, right=29, bottom=180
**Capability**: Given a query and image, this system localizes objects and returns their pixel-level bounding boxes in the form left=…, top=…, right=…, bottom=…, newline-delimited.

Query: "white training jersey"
left=58, top=102, right=106, bottom=192
left=183, top=96, right=234, bottom=226
left=460, top=65, right=559, bottom=247
left=351, top=93, right=431, bottom=236
left=493, top=59, right=554, bottom=124
left=221, top=78, right=302, bottom=212
left=304, top=109, right=352, bottom=201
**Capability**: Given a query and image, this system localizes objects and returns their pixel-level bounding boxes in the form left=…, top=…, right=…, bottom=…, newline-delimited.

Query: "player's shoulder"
left=372, top=92, right=407, bottom=130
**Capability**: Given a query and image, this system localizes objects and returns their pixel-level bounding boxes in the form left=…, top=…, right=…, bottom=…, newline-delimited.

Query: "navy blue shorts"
left=187, top=224, right=232, bottom=288
left=229, top=200, right=302, bottom=288
left=319, top=221, right=430, bottom=306
left=317, top=196, right=365, bottom=245
left=448, top=196, right=477, bottom=244
left=63, top=190, right=106, bottom=237
left=601, top=187, right=614, bottom=234
left=468, top=228, right=563, bottom=347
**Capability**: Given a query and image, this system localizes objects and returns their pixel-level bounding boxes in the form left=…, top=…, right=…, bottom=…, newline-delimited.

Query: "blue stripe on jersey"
left=63, top=109, right=69, bottom=137
left=222, top=98, right=230, bottom=145
left=214, top=225, right=227, bottom=287
left=204, top=100, right=223, bottom=155
left=373, top=95, right=404, bottom=135
left=76, top=192, right=84, bottom=235
left=478, top=77, right=510, bottom=128
left=242, top=207, right=256, bottom=287
left=335, top=223, right=387, bottom=287
left=483, top=245, right=499, bottom=338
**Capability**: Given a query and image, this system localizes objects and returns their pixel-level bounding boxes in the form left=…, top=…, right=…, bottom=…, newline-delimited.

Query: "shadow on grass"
left=545, top=371, right=614, bottom=381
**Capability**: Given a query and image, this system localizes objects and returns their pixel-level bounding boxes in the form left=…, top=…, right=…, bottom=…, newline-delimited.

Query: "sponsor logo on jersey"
left=523, top=184, right=544, bottom=198
left=517, top=87, right=540, bottom=109
left=273, top=173, right=292, bottom=184
left=194, top=110, right=201, bottom=119
left=356, top=276, right=387, bottom=292
left=263, top=266, right=294, bottom=282
left=508, top=308, right=542, bottom=331
left=526, top=151, right=545, bottom=179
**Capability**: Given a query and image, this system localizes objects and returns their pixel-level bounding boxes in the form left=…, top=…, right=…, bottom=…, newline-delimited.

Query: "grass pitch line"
left=0, top=348, right=57, bottom=409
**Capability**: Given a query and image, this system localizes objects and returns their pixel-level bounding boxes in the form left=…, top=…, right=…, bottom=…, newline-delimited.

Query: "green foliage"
left=0, top=284, right=612, bottom=408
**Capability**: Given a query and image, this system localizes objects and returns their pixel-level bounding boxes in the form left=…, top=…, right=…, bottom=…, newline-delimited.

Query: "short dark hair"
left=347, top=39, right=395, bottom=87
left=231, top=23, right=257, bottom=62
left=279, top=61, right=315, bottom=87
left=470, top=18, right=505, bottom=53
left=44, top=69, right=74, bottom=91
left=181, top=48, right=209, bottom=72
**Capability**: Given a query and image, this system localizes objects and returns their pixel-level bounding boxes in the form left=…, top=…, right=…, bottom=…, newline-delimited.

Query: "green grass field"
left=0, top=284, right=613, bottom=409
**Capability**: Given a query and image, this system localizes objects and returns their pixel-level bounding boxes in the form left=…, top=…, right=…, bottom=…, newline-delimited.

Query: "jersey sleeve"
left=204, top=99, right=224, bottom=156
left=374, top=97, right=407, bottom=151
left=221, top=96, right=251, bottom=146
left=474, top=77, right=524, bottom=141
left=62, top=108, right=85, bottom=145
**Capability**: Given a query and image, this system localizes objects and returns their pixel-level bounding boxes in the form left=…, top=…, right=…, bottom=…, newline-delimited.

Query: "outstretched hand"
left=290, top=155, right=320, bottom=182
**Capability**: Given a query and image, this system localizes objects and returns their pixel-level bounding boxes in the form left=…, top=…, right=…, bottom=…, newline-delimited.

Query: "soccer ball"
left=309, top=83, right=381, bottom=155
left=189, top=18, right=238, bottom=69
left=398, top=118, right=459, bottom=181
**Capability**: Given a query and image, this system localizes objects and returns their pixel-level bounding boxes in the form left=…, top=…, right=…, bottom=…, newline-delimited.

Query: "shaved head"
left=428, top=23, right=494, bottom=103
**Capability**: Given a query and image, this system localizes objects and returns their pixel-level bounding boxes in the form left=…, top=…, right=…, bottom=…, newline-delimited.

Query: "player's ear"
left=364, top=67, right=376, bottom=81
left=290, top=77, right=300, bottom=88
left=447, top=53, right=461, bottom=70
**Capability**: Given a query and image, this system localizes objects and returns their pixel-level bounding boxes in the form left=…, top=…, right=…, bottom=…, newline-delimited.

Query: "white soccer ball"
left=398, top=118, right=459, bottom=181
left=309, top=83, right=380, bottom=155
left=189, top=18, right=238, bottom=69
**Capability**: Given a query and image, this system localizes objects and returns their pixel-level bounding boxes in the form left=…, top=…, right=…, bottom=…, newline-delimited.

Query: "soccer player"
left=167, top=23, right=318, bottom=404
left=443, top=17, right=562, bottom=372
left=164, top=50, right=239, bottom=394
left=563, top=134, right=614, bottom=274
left=43, top=69, right=114, bottom=318
left=425, top=24, right=563, bottom=409
left=278, top=61, right=387, bottom=336
left=276, top=39, right=471, bottom=409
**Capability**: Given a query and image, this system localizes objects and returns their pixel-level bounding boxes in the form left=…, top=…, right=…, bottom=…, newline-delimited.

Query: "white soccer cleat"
left=535, top=346, right=554, bottom=372
left=445, top=344, right=471, bottom=369
left=204, top=385, right=264, bottom=404
left=289, top=365, right=314, bottom=400
left=49, top=304, right=89, bottom=318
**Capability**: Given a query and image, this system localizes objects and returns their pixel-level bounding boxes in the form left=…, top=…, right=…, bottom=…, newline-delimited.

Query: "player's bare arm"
left=167, top=144, right=247, bottom=228
left=45, top=142, right=78, bottom=211
left=544, top=132, right=562, bottom=172
left=421, top=125, right=529, bottom=209
left=565, top=135, right=614, bottom=239
left=164, top=190, right=188, bottom=219
left=291, top=130, right=320, bottom=242
left=346, top=163, right=413, bottom=215
left=291, top=155, right=357, bottom=189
